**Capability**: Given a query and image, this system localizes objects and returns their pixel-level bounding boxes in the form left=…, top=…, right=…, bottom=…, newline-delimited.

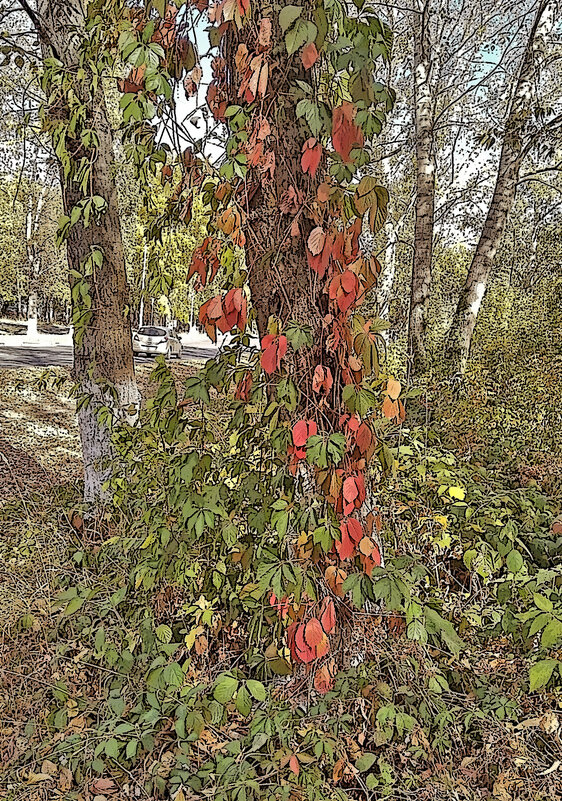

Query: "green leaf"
left=163, top=662, right=184, bottom=687
left=285, top=18, right=310, bottom=55
left=155, top=624, right=172, bottom=644
left=529, top=659, right=558, bottom=691
left=425, top=607, right=464, bottom=657
left=126, top=739, right=138, bottom=759
left=356, top=753, right=377, bottom=772
left=279, top=5, right=303, bottom=32
left=184, top=376, right=210, bottom=405
left=541, top=619, right=562, bottom=649
left=506, top=549, right=524, bottom=573
left=246, top=679, right=266, bottom=702
left=235, top=684, right=252, bottom=717
left=104, top=738, right=120, bottom=759
left=534, top=593, right=553, bottom=612
left=213, top=673, right=239, bottom=705
left=64, top=596, right=85, bottom=615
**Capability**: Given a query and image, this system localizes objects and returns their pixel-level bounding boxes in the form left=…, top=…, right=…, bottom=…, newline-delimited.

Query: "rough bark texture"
left=447, top=0, right=551, bottom=374
left=36, top=0, right=138, bottom=503
left=222, top=1, right=333, bottom=398
left=408, top=3, right=437, bottom=378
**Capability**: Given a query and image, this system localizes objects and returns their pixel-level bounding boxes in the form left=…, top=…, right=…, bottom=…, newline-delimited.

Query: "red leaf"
left=355, top=423, right=373, bottom=454
left=319, top=598, right=336, bottom=634
left=335, top=522, right=355, bottom=560
left=342, top=475, right=366, bottom=515
left=343, top=476, right=359, bottom=504
left=234, top=371, right=253, bottom=402
left=301, top=42, right=319, bottom=69
left=301, top=137, right=322, bottom=176
left=345, top=517, right=363, bottom=543
left=332, top=102, right=364, bottom=163
left=292, top=419, right=318, bottom=447
left=304, top=618, right=324, bottom=648
left=307, top=226, right=326, bottom=256
left=260, top=334, right=287, bottom=374
left=294, top=622, right=316, bottom=663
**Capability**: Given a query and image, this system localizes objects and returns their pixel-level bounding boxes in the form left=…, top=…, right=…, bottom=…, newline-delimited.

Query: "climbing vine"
left=103, top=0, right=407, bottom=689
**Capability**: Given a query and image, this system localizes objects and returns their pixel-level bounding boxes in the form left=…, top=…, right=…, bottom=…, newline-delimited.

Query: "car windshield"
left=138, top=327, right=167, bottom=337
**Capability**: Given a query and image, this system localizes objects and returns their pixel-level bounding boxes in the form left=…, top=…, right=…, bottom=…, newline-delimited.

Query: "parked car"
left=132, top=326, right=182, bottom=359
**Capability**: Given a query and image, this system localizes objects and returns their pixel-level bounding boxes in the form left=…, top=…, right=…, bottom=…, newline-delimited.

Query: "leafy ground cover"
left=0, top=358, right=561, bottom=801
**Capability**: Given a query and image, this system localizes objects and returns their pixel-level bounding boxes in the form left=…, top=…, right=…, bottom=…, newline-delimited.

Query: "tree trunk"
left=408, top=3, right=437, bottom=378
left=447, top=0, right=551, bottom=374
left=35, top=0, right=139, bottom=503
left=223, top=2, right=329, bottom=393
left=27, top=289, right=38, bottom=338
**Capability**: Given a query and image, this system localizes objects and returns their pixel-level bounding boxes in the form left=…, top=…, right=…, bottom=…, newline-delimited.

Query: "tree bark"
left=222, top=2, right=331, bottom=400
left=408, top=2, right=438, bottom=378
left=447, top=0, right=552, bottom=374
left=35, top=0, right=139, bottom=503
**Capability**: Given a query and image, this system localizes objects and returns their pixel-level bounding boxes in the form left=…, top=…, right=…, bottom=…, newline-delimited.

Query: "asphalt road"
left=0, top=344, right=218, bottom=368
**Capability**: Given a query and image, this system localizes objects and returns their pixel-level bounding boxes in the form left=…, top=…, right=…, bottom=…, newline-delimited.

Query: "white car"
left=132, top=326, right=182, bottom=359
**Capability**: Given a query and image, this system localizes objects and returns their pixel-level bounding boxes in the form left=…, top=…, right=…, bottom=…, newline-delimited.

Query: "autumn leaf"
left=319, top=597, right=336, bottom=634
left=294, top=621, right=317, bottom=663
left=258, top=17, right=272, bottom=49
left=382, top=395, right=399, bottom=420
left=314, top=661, right=336, bottom=694
left=386, top=378, right=401, bottom=399
left=301, top=42, right=319, bottom=69
left=308, top=226, right=326, bottom=256
left=292, top=419, right=318, bottom=447
left=234, top=371, right=253, bottom=402
left=261, top=334, right=288, bottom=374
left=325, top=565, right=347, bottom=597
left=342, top=474, right=366, bottom=515
left=312, top=365, right=333, bottom=394
left=332, top=102, right=364, bottom=163
left=289, top=754, right=300, bottom=775
left=301, top=137, right=322, bottom=176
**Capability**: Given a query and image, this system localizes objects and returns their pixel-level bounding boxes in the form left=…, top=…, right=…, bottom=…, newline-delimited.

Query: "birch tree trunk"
left=33, top=0, right=139, bottom=503
left=408, top=2, right=437, bottom=378
left=447, top=0, right=552, bottom=374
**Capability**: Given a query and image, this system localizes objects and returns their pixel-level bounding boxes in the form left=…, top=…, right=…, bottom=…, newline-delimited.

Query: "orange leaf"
left=314, top=660, right=336, bottom=694
left=292, top=419, right=317, bottom=447
left=289, top=755, right=300, bottom=775
left=301, top=42, right=319, bottom=69
left=304, top=617, right=324, bottom=648
left=325, top=565, right=347, bottom=597
left=387, top=378, right=401, bottom=400
left=382, top=395, right=399, bottom=420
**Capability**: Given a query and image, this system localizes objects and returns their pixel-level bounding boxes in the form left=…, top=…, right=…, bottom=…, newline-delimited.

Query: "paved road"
left=0, top=345, right=218, bottom=368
